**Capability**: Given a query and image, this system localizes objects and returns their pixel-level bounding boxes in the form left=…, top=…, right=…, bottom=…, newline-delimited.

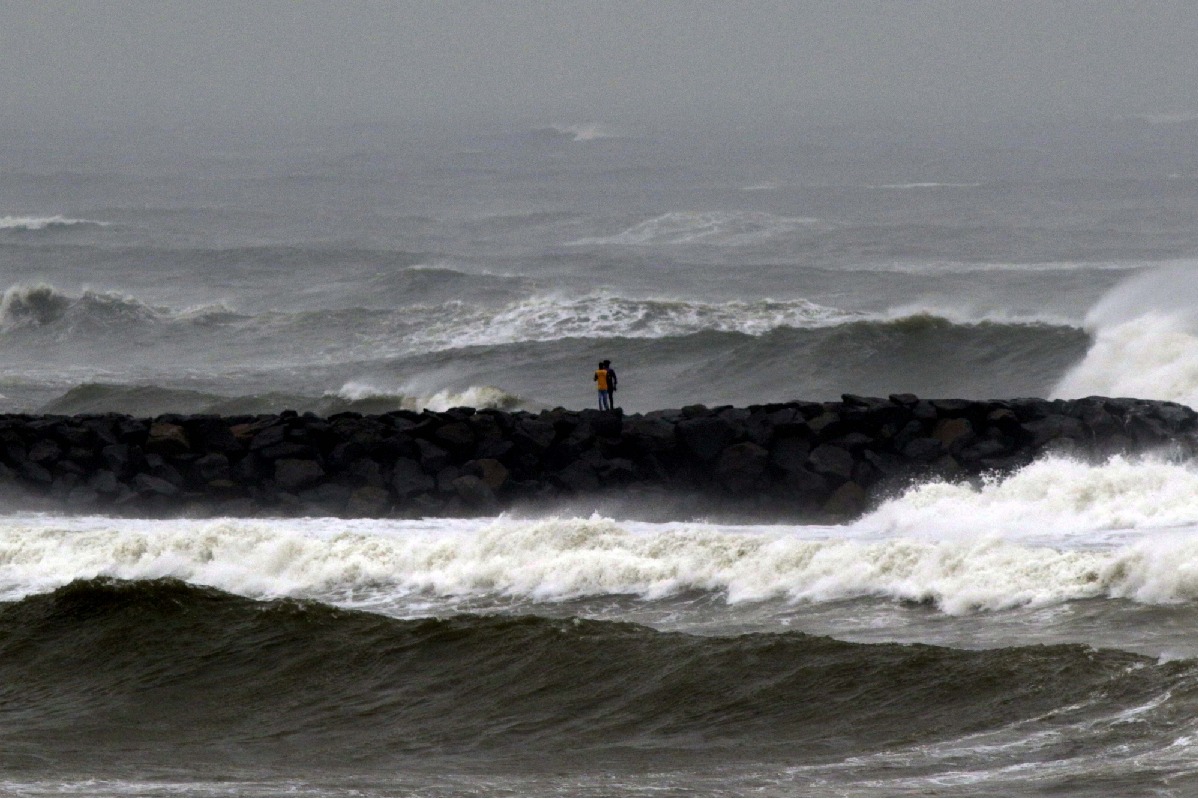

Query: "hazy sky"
left=3, top=1, right=1198, bottom=131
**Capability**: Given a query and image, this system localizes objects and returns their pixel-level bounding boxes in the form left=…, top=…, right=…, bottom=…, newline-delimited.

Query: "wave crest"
left=332, top=381, right=531, bottom=412
left=414, top=294, right=1076, bottom=350
left=0, top=283, right=237, bottom=334
left=0, top=283, right=73, bottom=330
left=421, top=295, right=856, bottom=348
left=570, top=211, right=822, bottom=246
left=9, top=454, right=1198, bottom=614
left=1054, top=265, right=1198, bottom=407
left=0, top=215, right=106, bottom=232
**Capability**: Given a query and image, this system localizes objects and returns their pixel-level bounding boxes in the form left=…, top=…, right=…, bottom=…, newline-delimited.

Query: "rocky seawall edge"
left=0, top=394, right=1194, bottom=521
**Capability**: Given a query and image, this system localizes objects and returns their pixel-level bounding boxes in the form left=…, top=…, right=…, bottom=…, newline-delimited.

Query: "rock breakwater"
left=0, top=395, right=1194, bottom=520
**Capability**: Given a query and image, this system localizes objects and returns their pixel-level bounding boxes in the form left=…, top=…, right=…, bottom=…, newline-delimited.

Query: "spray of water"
left=1053, top=265, right=1198, bottom=407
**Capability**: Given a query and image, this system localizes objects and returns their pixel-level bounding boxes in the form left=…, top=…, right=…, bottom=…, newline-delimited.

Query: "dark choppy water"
left=4, top=118, right=1198, bottom=794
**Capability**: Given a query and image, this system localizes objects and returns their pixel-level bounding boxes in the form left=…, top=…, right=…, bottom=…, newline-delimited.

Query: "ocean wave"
left=864, top=454, right=1198, bottom=542
left=543, top=122, right=621, bottom=141
left=0, top=577, right=1175, bottom=787
left=870, top=182, right=983, bottom=190
left=413, top=294, right=1077, bottom=350
left=1054, top=265, right=1198, bottom=408
left=6, top=462, right=1198, bottom=613
left=0, top=279, right=1078, bottom=356
left=0, top=283, right=233, bottom=333
left=568, top=211, right=823, bottom=246
left=418, top=295, right=858, bottom=348
left=833, top=258, right=1150, bottom=275
left=37, top=381, right=533, bottom=417
left=0, top=214, right=107, bottom=232
left=332, top=380, right=531, bottom=413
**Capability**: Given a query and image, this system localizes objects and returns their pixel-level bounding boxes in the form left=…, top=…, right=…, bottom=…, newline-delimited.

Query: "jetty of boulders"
left=0, top=394, right=1193, bottom=519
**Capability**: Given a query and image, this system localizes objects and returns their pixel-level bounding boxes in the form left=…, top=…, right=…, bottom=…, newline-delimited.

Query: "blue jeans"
left=598, top=390, right=611, bottom=410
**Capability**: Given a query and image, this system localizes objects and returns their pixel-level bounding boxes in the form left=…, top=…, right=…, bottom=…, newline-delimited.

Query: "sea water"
left=3, top=119, right=1198, bottom=794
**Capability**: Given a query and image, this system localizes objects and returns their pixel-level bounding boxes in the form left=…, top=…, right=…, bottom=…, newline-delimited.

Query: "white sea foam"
left=548, top=123, right=620, bottom=141
left=834, top=259, right=1147, bottom=275
left=333, top=380, right=529, bottom=412
left=411, top=294, right=1075, bottom=351
left=0, top=215, right=106, bottom=231
left=870, top=182, right=983, bottom=190
left=1053, top=265, right=1198, bottom=408
left=418, top=295, right=858, bottom=348
left=860, top=454, right=1198, bottom=543
left=4, top=454, right=1198, bottom=614
left=569, top=211, right=822, bottom=246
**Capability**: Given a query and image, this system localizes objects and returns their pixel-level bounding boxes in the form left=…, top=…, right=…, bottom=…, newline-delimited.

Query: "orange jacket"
left=594, top=369, right=609, bottom=390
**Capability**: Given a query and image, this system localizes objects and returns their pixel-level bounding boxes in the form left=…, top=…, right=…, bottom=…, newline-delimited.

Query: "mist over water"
left=3, top=119, right=1193, bottom=415
left=4, top=117, right=1198, bottom=795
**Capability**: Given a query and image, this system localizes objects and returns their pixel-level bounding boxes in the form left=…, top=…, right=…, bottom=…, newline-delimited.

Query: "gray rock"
left=1022, top=416, right=1086, bottom=448
left=716, top=441, right=769, bottom=493
left=784, top=467, right=828, bottom=497
left=901, top=437, right=946, bottom=462
left=462, top=458, right=510, bottom=492
left=676, top=417, right=736, bottom=462
left=345, top=486, right=390, bottom=516
left=433, top=421, right=477, bottom=454
left=145, top=421, right=191, bottom=456
left=274, top=459, right=325, bottom=492
left=416, top=439, right=451, bottom=473
left=824, top=481, right=868, bottom=517
left=195, top=453, right=231, bottom=482
left=131, top=473, right=180, bottom=497
left=19, top=462, right=52, bottom=484
left=513, top=419, right=556, bottom=451
left=248, top=425, right=287, bottom=451
left=452, top=474, right=499, bottom=512
left=66, top=485, right=99, bottom=508
left=769, top=437, right=811, bottom=472
left=556, top=460, right=600, bottom=492
left=392, top=459, right=436, bottom=497
left=807, top=444, right=855, bottom=482
left=87, top=470, right=121, bottom=494
left=298, top=482, right=352, bottom=511
left=933, top=418, right=975, bottom=450
left=625, top=418, right=676, bottom=452
left=27, top=439, right=62, bottom=464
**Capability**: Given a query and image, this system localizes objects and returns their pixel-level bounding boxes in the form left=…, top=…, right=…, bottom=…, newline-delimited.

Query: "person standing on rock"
left=594, top=361, right=611, bottom=410
left=602, top=359, right=618, bottom=409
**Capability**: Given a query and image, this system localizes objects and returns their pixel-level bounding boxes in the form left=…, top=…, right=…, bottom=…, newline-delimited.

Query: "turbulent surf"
left=4, top=117, right=1198, bottom=795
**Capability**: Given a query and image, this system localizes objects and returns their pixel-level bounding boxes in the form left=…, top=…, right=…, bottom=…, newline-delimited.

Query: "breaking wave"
left=414, top=294, right=1076, bottom=350
left=0, top=280, right=1078, bottom=356
left=543, top=123, right=621, bottom=141
left=37, top=381, right=532, bottom=417
left=0, top=283, right=229, bottom=333
left=418, top=295, right=858, bottom=347
left=1054, top=265, right=1198, bottom=408
left=569, top=211, right=823, bottom=246
left=7, top=454, right=1198, bottom=614
left=0, top=215, right=106, bottom=232
left=1, top=576, right=1186, bottom=794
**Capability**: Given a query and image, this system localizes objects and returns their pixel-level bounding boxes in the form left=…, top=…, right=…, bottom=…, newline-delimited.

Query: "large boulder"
left=807, top=444, right=855, bottom=482
left=676, top=417, right=736, bottom=462
left=345, top=486, right=390, bottom=516
left=274, top=459, right=325, bottom=492
left=715, top=441, right=769, bottom=494
left=392, top=458, right=436, bottom=497
left=145, top=422, right=191, bottom=456
left=452, top=475, right=499, bottom=513
left=462, top=458, right=509, bottom=492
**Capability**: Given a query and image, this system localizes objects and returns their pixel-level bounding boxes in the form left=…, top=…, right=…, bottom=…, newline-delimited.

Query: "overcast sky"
left=3, top=1, right=1198, bottom=132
